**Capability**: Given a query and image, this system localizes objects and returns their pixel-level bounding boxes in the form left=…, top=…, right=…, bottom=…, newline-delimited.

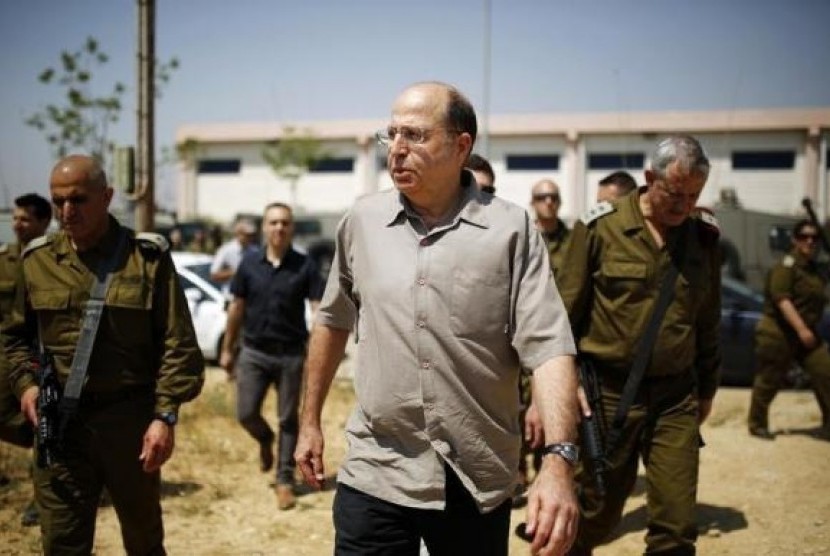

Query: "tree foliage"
left=261, top=127, right=329, bottom=183
left=25, top=36, right=179, bottom=161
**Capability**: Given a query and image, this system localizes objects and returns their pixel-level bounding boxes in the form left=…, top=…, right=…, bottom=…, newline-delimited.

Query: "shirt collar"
left=383, top=169, right=490, bottom=230
left=53, top=215, right=123, bottom=258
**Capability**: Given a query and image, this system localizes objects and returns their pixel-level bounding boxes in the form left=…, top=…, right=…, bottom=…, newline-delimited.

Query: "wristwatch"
left=542, top=442, right=579, bottom=466
left=154, top=412, right=178, bottom=426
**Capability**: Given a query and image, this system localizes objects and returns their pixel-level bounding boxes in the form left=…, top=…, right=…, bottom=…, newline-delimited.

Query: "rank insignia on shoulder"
left=693, top=207, right=721, bottom=245
left=136, top=232, right=170, bottom=252
left=782, top=255, right=796, bottom=268
left=22, top=235, right=52, bottom=258
left=580, top=201, right=615, bottom=225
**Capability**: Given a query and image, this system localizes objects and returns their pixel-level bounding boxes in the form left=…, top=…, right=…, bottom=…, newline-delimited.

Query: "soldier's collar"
left=621, top=187, right=648, bottom=233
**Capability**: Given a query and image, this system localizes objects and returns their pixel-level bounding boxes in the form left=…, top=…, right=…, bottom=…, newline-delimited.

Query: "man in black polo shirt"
left=220, top=202, right=324, bottom=510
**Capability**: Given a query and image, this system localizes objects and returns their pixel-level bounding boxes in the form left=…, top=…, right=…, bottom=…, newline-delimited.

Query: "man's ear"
left=457, top=133, right=473, bottom=161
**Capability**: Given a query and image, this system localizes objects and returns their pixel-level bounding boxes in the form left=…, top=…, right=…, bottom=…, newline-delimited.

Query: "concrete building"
left=175, top=107, right=830, bottom=225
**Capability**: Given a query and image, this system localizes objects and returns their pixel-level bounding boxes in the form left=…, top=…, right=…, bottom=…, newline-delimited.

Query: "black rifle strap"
left=57, top=228, right=128, bottom=420
left=605, top=227, right=688, bottom=455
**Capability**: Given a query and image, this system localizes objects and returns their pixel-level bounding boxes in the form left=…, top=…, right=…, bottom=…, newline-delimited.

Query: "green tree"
left=261, top=127, right=329, bottom=207
left=25, top=36, right=178, bottom=161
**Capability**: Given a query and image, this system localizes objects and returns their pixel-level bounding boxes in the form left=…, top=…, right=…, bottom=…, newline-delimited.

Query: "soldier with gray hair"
left=558, top=135, right=721, bottom=555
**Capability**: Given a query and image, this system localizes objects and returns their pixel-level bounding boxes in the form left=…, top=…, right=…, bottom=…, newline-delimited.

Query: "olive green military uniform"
left=0, top=242, right=34, bottom=447
left=557, top=192, right=721, bottom=555
left=542, top=219, right=571, bottom=275
left=749, top=250, right=830, bottom=433
left=2, top=217, right=204, bottom=555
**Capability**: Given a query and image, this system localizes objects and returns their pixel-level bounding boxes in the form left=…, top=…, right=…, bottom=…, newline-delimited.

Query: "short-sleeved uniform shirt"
left=230, top=246, right=324, bottom=346
left=316, top=173, right=576, bottom=512
left=758, top=249, right=828, bottom=336
left=2, top=218, right=204, bottom=415
left=557, top=191, right=721, bottom=400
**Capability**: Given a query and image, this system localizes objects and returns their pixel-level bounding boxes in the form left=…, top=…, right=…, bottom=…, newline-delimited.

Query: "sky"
left=1, top=0, right=829, bottom=211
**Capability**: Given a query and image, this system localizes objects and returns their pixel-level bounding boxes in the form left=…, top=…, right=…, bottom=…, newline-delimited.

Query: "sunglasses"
left=532, top=193, right=560, bottom=203
left=795, top=233, right=819, bottom=242
left=51, top=194, right=90, bottom=207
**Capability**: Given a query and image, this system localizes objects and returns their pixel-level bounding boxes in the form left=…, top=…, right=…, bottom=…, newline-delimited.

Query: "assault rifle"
left=36, top=351, right=62, bottom=468
left=578, top=358, right=607, bottom=497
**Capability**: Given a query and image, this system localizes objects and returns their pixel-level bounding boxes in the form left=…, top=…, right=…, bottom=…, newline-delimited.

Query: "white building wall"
left=180, top=128, right=825, bottom=226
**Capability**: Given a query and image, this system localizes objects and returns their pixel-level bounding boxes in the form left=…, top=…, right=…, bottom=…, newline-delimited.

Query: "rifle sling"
left=58, top=229, right=127, bottom=420
left=605, top=228, right=687, bottom=456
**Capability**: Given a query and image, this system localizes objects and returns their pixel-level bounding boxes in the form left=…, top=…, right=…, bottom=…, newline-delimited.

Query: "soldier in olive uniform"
left=2, top=155, right=205, bottom=555
left=531, top=179, right=570, bottom=274
left=0, top=193, right=52, bottom=527
left=558, top=136, right=721, bottom=555
left=748, top=219, right=830, bottom=440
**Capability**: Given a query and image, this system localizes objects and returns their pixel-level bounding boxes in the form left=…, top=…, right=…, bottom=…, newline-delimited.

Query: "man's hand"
left=698, top=397, right=714, bottom=424
left=219, top=348, right=236, bottom=380
left=798, top=328, right=818, bottom=350
left=20, top=386, right=39, bottom=425
left=524, top=456, right=579, bottom=556
left=139, top=419, right=175, bottom=473
left=294, top=422, right=326, bottom=489
left=524, top=402, right=545, bottom=449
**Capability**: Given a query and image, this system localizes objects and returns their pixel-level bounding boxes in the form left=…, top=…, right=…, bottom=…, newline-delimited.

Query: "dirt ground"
left=2, top=365, right=829, bottom=555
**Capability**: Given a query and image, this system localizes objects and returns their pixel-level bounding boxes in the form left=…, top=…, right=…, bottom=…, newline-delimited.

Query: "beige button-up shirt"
left=317, top=175, right=575, bottom=511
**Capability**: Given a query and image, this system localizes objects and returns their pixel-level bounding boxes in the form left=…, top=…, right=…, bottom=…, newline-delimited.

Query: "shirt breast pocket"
left=107, top=283, right=152, bottom=311
left=29, top=289, right=74, bottom=334
left=450, top=268, right=509, bottom=338
left=599, top=261, right=649, bottom=299
left=0, top=279, right=15, bottom=313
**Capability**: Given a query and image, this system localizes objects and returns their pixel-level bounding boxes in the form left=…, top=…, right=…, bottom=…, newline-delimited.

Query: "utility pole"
left=480, top=0, right=491, bottom=158
left=135, top=0, right=155, bottom=231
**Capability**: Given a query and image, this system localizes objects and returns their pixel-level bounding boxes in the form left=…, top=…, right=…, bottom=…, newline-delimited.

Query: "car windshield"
left=185, top=262, right=222, bottom=290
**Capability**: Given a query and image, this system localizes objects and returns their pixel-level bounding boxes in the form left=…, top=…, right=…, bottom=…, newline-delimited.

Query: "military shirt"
left=541, top=219, right=571, bottom=276
left=2, top=217, right=204, bottom=415
left=317, top=172, right=576, bottom=512
left=557, top=190, right=721, bottom=400
left=0, top=243, right=22, bottom=320
left=763, top=249, right=828, bottom=329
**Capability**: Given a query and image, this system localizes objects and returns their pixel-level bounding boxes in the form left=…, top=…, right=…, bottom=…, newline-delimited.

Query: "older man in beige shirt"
left=295, top=82, right=579, bottom=556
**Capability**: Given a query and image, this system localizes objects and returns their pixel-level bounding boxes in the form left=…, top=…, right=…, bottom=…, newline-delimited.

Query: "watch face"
left=157, top=413, right=177, bottom=426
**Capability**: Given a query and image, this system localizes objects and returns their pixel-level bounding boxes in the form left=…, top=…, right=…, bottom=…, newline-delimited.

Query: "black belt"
left=79, top=385, right=154, bottom=410
left=244, top=339, right=305, bottom=357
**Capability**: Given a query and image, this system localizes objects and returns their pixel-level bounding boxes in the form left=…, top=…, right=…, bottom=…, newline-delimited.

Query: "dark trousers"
left=333, top=466, right=511, bottom=556
left=33, top=395, right=164, bottom=556
left=574, top=373, right=700, bottom=556
left=235, top=345, right=304, bottom=484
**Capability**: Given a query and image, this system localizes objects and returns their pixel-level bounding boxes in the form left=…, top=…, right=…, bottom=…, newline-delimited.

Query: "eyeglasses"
left=51, top=194, right=89, bottom=207
left=375, top=126, right=457, bottom=146
left=795, top=233, right=819, bottom=242
left=652, top=180, right=700, bottom=204
left=532, top=193, right=560, bottom=203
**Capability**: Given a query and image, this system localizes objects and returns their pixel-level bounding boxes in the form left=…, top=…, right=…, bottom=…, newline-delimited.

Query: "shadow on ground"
left=607, top=502, right=748, bottom=542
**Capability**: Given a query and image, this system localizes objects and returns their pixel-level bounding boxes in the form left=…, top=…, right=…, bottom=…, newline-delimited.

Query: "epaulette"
left=0, top=243, right=8, bottom=255
left=692, top=207, right=721, bottom=246
left=21, top=235, right=52, bottom=258
left=136, top=232, right=170, bottom=252
left=782, top=255, right=796, bottom=268
left=580, top=201, right=615, bottom=225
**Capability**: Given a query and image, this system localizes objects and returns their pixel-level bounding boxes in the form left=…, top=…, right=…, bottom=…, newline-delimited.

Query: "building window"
left=588, top=153, right=644, bottom=170
left=731, top=151, right=795, bottom=170
left=310, top=157, right=354, bottom=173
left=506, top=155, right=559, bottom=170
left=197, top=159, right=241, bottom=174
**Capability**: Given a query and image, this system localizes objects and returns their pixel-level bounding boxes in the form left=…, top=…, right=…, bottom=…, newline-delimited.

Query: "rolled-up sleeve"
left=153, top=252, right=204, bottom=414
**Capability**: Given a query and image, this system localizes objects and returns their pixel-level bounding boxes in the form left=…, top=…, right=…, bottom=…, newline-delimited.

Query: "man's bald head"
left=49, top=155, right=108, bottom=190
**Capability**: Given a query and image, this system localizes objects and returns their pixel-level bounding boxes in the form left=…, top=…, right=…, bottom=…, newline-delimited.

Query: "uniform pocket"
left=29, top=289, right=72, bottom=311
left=107, top=283, right=152, bottom=310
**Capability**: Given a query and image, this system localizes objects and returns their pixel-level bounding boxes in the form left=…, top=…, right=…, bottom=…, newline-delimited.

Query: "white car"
left=172, top=252, right=227, bottom=361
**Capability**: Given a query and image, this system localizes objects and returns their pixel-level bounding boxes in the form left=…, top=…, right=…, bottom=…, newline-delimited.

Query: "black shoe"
left=749, top=427, right=775, bottom=440
left=21, top=501, right=39, bottom=527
